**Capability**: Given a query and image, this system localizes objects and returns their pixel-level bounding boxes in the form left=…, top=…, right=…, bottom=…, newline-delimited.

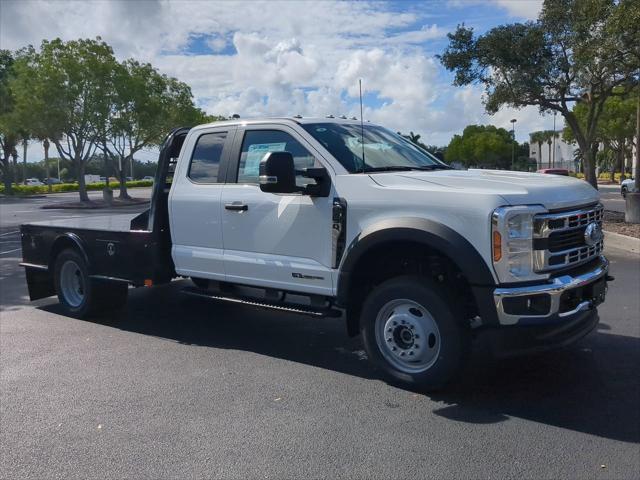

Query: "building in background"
left=529, top=132, right=578, bottom=172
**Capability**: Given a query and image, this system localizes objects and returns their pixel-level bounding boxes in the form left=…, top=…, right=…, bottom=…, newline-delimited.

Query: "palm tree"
left=43, top=137, right=52, bottom=192
left=530, top=131, right=547, bottom=169
left=21, top=133, right=29, bottom=185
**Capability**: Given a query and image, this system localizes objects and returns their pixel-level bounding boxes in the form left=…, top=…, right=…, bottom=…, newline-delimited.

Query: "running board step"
left=181, top=286, right=342, bottom=318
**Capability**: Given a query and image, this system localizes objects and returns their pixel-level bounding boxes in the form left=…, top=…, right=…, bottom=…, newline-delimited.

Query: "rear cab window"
left=188, top=131, right=227, bottom=183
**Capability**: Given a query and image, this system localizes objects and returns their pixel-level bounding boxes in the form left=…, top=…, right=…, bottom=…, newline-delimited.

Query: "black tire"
left=360, top=275, right=470, bottom=391
left=53, top=249, right=128, bottom=318
left=622, top=186, right=627, bottom=198
left=191, top=277, right=210, bottom=289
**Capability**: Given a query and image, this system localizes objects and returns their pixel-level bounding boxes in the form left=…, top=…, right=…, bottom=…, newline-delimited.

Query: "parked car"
left=44, top=178, right=62, bottom=185
left=621, top=178, right=637, bottom=197
left=20, top=118, right=610, bottom=390
left=25, top=178, right=44, bottom=186
left=142, top=176, right=154, bottom=181
left=537, top=168, right=569, bottom=176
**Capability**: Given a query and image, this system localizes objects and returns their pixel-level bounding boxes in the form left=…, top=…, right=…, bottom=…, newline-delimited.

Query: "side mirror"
left=259, top=151, right=297, bottom=194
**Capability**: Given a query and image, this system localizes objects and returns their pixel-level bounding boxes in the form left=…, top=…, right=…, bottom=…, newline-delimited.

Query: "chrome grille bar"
left=533, top=204, right=604, bottom=273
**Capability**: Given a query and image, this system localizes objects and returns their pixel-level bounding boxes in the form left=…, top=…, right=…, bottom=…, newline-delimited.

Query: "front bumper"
left=493, top=255, right=609, bottom=326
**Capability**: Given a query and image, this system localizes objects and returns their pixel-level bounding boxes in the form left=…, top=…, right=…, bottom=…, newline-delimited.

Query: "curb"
left=604, top=230, right=640, bottom=254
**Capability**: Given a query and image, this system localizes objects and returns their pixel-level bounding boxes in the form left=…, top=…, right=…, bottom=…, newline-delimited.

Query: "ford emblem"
left=584, top=222, right=603, bottom=247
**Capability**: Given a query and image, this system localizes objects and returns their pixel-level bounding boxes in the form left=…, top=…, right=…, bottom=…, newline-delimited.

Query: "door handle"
left=225, top=202, right=248, bottom=212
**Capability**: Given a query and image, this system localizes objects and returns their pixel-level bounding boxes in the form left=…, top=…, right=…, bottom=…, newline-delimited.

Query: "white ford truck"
left=20, top=118, right=611, bottom=389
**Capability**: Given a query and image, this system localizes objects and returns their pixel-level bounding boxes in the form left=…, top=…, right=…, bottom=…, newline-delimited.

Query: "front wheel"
left=360, top=275, right=470, bottom=390
left=622, top=186, right=627, bottom=198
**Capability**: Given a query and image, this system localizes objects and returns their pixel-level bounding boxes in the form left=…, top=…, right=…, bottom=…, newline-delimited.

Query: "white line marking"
left=0, top=231, right=19, bottom=237
left=0, top=248, right=21, bottom=255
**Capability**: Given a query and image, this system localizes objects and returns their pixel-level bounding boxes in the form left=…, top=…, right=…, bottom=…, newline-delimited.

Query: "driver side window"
left=238, top=130, right=317, bottom=186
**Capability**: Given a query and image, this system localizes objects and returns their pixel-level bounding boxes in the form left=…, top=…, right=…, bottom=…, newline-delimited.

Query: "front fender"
left=336, top=217, right=499, bottom=325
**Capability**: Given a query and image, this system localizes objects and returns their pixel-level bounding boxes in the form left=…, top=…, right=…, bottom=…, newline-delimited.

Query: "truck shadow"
left=40, top=280, right=639, bottom=444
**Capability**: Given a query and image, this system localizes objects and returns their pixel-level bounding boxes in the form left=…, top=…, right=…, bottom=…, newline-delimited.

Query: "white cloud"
left=492, top=0, right=542, bottom=20
left=449, top=0, right=542, bottom=20
left=1, top=0, right=549, bottom=164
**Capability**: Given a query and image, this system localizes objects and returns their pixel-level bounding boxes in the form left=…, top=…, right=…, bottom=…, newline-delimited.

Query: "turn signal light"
left=492, top=231, right=502, bottom=262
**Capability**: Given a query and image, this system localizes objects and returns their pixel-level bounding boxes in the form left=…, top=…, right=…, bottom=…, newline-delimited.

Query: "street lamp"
left=552, top=111, right=557, bottom=168
left=510, top=118, right=517, bottom=170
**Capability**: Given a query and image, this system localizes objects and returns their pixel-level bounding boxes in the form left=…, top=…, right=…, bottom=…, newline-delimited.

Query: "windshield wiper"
left=363, top=164, right=453, bottom=173
left=409, top=164, right=454, bottom=170
left=362, top=166, right=416, bottom=172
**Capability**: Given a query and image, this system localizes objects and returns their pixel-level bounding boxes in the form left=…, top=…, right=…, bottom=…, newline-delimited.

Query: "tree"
left=445, top=124, right=515, bottom=169
left=99, top=59, right=210, bottom=198
left=564, top=89, right=637, bottom=181
left=530, top=131, right=545, bottom=167
left=0, top=49, right=18, bottom=193
left=11, top=38, right=119, bottom=202
left=529, top=130, right=558, bottom=168
left=439, top=0, right=640, bottom=189
left=571, top=89, right=636, bottom=180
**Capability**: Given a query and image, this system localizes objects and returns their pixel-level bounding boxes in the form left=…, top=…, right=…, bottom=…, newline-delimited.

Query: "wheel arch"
left=49, top=233, right=91, bottom=272
left=336, top=217, right=498, bottom=335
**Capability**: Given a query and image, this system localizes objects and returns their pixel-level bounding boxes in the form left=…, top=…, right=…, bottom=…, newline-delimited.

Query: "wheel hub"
left=60, top=260, right=85, bottom=308
left=376, top=299, right=441, bottom=373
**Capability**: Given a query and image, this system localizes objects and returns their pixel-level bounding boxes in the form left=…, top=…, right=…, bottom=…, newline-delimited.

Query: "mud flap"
left=25, top=267, right=55, bottom=301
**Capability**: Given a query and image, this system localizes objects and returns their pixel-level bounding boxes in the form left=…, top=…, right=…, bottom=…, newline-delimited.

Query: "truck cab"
left=21, top=117, right=611, bottom=390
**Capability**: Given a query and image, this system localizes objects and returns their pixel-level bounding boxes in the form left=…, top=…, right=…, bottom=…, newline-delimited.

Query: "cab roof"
left=195, top=116, right=378, bottom=129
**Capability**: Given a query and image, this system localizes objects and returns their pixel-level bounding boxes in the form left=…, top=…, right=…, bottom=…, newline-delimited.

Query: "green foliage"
left=439, top=0, right=640, bottom=187
left=6, top=36, right=216, bottom=201
left=0, top=49, right=19, bottom=192
left=9, top=38, right=120, bottom=201
left=563, top=89, right=637, bottom=144
left=0, top=180, right=153, bottom=195
left=445, top=124, right=516, bottom=169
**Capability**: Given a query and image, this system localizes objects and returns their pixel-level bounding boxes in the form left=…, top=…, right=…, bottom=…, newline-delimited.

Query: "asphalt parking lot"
left=1, top=193, right=639, bottom=479
left=599, top=184, right=626, bottom=213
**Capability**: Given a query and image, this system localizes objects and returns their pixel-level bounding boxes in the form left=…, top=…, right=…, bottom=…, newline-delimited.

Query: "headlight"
left=491, top=205, right=547, bottom=283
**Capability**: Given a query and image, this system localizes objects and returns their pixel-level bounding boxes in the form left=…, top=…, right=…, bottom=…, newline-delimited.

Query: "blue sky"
left=1, top=0, right=551, bottom=161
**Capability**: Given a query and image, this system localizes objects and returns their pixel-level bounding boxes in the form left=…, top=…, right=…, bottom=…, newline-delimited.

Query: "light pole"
left=510, top=118, right=517, bottom=170
left=552, top=112, right=557, bottom=168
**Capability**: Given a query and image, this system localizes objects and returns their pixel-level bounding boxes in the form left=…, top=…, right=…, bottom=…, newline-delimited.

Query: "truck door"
left=169, top=126, right=236, bottom=281
left=220, top=125, right=334, bottom=296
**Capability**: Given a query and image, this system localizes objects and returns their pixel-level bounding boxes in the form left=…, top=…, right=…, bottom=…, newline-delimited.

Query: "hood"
left=369, top=169, right=599, bottom=210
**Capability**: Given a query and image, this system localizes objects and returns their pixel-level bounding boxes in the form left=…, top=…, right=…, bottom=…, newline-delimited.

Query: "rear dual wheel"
left=360, top=275, right=470, bottom=390
left=54, top=249, right=128, bottom=318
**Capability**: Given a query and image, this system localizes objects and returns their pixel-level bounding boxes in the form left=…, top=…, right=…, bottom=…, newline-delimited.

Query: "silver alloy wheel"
left=59, top=260, right=85, bottom=308
left=374, top=299, right=441, bottom=373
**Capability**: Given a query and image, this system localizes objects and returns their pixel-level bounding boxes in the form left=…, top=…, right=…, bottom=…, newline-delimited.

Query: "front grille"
left=533, top=204, right=604, bottom=273
left=548, top=229, right=585, bottom=252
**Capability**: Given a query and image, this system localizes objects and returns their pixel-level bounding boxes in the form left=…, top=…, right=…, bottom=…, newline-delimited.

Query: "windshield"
left=301, top=123, right=447, bottom=173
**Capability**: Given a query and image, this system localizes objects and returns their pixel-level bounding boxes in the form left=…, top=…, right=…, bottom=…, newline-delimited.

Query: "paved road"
left=1, top=196, right=639, bottom=479
left=599, top=184, right=625, bottom=213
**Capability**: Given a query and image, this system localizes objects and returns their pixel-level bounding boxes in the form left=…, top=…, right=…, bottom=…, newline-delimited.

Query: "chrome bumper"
left=494, top=256, right=609, bottom=326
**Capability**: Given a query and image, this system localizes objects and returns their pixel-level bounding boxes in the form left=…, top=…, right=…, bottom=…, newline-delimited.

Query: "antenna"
left=359, top=78, right=366, bottom=173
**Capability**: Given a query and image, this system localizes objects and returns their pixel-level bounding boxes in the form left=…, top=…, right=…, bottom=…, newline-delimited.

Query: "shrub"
left=0, top=180, right=153, bottom=195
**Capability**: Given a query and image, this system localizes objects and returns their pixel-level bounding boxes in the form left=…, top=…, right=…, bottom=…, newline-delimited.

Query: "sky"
left=0, top=0, right=554, bottom=163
